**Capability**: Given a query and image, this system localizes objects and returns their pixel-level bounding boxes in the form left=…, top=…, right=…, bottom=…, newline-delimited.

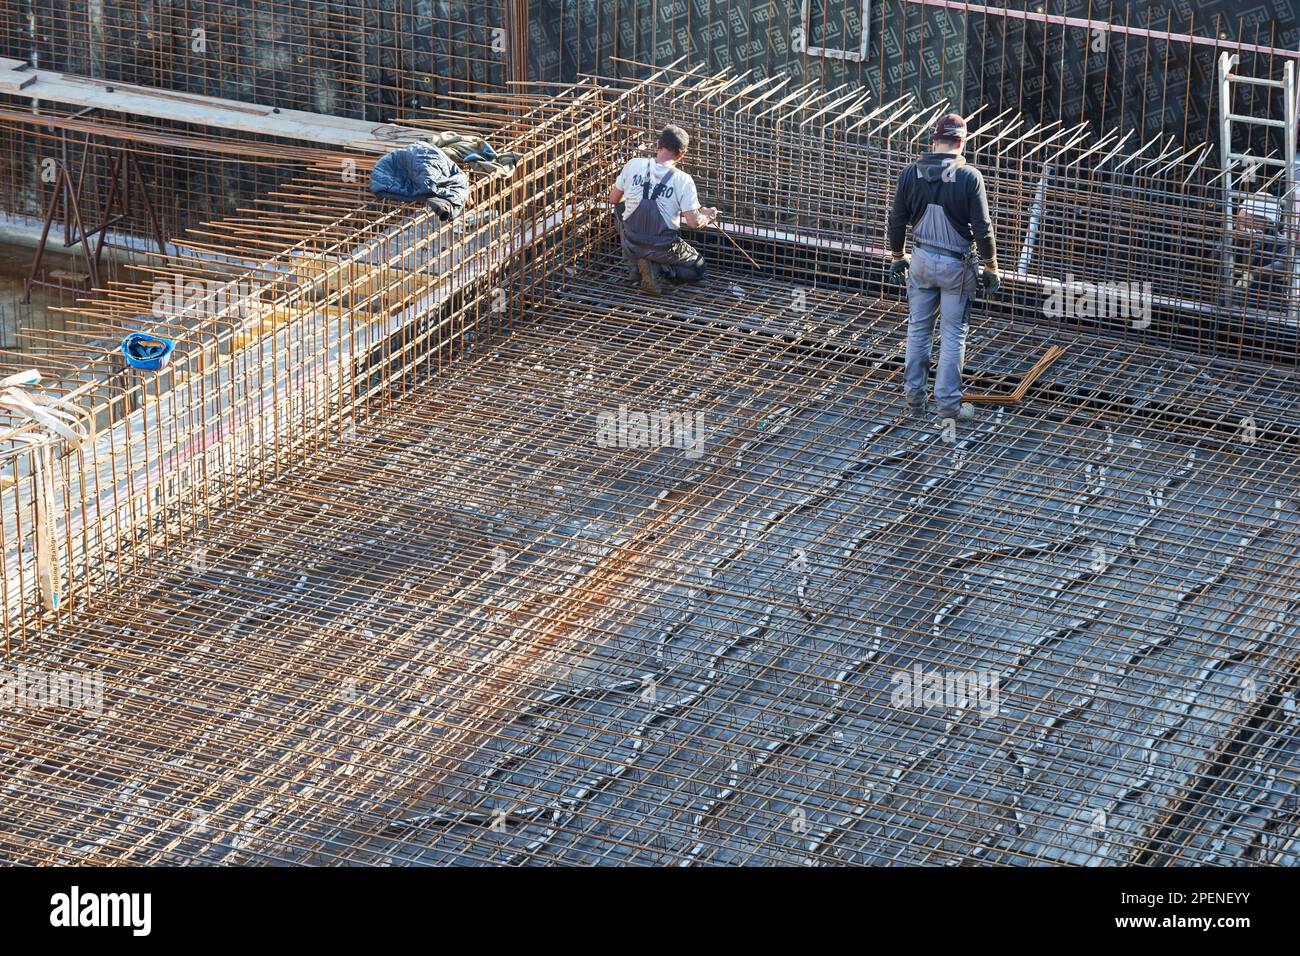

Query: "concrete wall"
left=527, top=0, right=964, bottom=113
left=6, top=1, right=1296, bottom=139
left=527, top=0, right=1300, bottom=146
left=974, top=0, right=1299, bottom=144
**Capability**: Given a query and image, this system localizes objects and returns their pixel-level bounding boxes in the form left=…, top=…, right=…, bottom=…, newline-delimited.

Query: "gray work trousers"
left=613, top=205, right=707, bottom=282
left=905, top=247, right=976, bottom=410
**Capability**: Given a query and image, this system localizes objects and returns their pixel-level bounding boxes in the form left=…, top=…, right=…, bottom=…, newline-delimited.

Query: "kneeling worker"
left=610, top=125, right=719, bottom=295
left=887, top=113, right=1000, bottom=423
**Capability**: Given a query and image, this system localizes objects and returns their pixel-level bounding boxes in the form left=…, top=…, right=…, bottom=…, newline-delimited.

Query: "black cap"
left=934, top=113, right=968, bottom=142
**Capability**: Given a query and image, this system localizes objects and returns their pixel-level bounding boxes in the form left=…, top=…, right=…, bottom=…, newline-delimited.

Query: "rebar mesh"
left=0, top=51, right=1298, bottom=865
left=3, top=259, right=1300, bottom=864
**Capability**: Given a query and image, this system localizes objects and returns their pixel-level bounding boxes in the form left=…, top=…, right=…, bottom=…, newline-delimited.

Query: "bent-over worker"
left=610, top=124, right=719, bottom=295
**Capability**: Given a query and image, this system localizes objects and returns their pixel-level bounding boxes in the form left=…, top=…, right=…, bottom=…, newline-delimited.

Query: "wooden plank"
left=0, top=69, right=36, bottom=94
left=7, top=68, right=427, bottom=153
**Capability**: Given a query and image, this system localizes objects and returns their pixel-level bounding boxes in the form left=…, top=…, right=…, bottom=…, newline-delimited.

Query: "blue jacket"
left=370, top=143, right=470, bottom=221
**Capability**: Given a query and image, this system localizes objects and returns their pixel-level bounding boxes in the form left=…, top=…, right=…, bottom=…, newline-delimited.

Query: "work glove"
left=980, top=268, right=1001, bottom=293
left=888, top=256, right=909, bottom=286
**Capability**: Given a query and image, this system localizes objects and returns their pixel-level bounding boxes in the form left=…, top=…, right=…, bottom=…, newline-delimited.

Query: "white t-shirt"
left=615, top=158, right=700, bottom=230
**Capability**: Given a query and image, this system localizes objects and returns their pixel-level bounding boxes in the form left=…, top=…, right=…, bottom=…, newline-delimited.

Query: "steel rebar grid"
left=1, top=62, right=1299, bottom=867
left=2, top=257, right=1299, bottom=865
left=0, top=77, right=621, bottom=643
left=0, top=1, right=516, bottom=121
left=0, top=1, right=537, bottom=255
left=606, top=62, right=1300, bottom=367
left=0, top=104, right=375, bottom=266
left=7, top=4, right=1298, bottom=350
left=0, top=97, right=560, bottom=368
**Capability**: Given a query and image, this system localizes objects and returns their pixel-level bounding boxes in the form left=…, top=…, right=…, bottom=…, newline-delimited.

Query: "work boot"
left=905, top=391, right=928, bottom=418
left=936, top=402, right=975, bottom=422
left=637, top=258, right=663, bottom=296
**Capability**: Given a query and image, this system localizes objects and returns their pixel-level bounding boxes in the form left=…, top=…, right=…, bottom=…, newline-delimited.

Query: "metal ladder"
left=1217, top=51, right=1298, bottom=323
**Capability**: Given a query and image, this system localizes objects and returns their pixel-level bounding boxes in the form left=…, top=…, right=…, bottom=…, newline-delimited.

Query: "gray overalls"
left=615, top=160, right=706, bottom=282
left=905, top=185, right=978, bottom=412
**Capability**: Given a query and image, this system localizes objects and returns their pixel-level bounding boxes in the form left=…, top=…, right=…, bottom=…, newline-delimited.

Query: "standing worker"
left=610, top=125, right=719, bottom=296
left=887, top=113, right=1000, bottom=422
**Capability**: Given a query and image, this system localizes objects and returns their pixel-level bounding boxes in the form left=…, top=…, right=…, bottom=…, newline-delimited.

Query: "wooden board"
left=4, top=67, right=426, bottom=153
left=0, top=58, right=35, bottom=94
left=0, top=73, right=37, bottom=94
